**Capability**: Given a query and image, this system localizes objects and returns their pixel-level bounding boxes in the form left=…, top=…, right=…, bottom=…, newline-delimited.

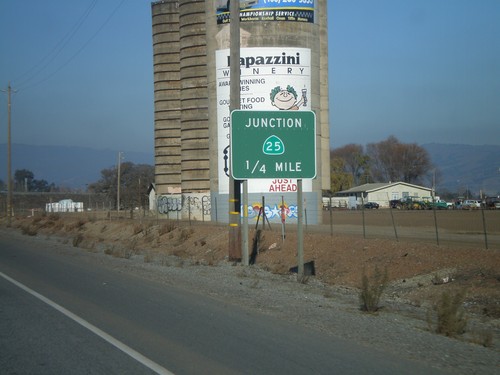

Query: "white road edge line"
left=1, top=271, right=174, bottom=375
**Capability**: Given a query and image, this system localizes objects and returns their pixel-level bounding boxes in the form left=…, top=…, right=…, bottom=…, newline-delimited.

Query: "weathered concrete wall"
left=152, top=1, right=181, bottom=195
left=179, top=0, right=210, bottom=193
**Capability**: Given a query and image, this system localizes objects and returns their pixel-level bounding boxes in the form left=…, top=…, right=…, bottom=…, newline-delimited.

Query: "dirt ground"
left=5, top=210, right=500, bottom=324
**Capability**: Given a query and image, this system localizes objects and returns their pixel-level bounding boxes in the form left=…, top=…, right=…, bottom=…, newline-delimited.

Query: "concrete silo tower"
left=152, top=0, right=330, bottom=224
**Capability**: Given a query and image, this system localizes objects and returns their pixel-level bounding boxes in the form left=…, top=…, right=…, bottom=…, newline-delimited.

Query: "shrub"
left=179, top=228, right=194, bottom=242
left=133, top=224, right=143, bottom=235
left=359, top=266, right=389, bottom=313
left=159, top=221, right=176, bottom=236
left=144, top=251, right=155, bottom=263
left=65, top=219, right=86, bottom=232
left=21, top=224, right=38, bottom=236
left=73, top=234, right=84, bottom=247
left=471, top=329, right=493, bottom=347
left=48, top=213, right=60, bottom=221
left=103, top=245, right=134, bottom=259
left=104, top=246, right=114, bottom=255
left=435, top=290, right=467, bottom=337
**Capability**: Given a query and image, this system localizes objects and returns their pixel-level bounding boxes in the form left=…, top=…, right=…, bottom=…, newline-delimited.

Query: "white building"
left=334, top=182, right=433, bottom=209
left=46, top=199, right=84, bottom=213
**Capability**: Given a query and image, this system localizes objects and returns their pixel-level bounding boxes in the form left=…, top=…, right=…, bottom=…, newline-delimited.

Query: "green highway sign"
left=230, top=110, right=316, bottom=179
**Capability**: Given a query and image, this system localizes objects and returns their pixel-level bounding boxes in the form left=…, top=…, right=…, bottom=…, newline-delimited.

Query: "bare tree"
left=89, top=162, right=154, bottom=210
left=366, top=136, right=432, bottom=184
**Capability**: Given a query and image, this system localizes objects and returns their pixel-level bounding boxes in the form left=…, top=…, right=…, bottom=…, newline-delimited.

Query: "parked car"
left=429, top=200, right=452, bottom=210
left=485, top=197, right=500, bottom=210
left=364, top=202, right=379, bottom=209
left=389, top=199, right=401, bottom=209
left=462, top=200, right=481, bottom=209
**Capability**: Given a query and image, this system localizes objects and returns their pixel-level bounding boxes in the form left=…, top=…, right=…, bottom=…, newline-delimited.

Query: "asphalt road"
left=0, top=233, right=447, bottom=374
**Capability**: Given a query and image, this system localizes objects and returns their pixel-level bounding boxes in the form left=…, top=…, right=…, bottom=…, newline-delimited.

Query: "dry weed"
left=159, top=221, right=176, bottom=235
left=470, top=329, right=494, bottom=348
left=179, top=228, right=194, bottom=242
left=21, top=224, right=38, bottom=236
left=133, top=224, right=143, bottom=235
left=73, top=234, right=84, bottom=247
left=435, top=290, right=467, bottom=337
left=143, top=250, right=155, bottom=263
left=359, top=266, right=389, bottom=313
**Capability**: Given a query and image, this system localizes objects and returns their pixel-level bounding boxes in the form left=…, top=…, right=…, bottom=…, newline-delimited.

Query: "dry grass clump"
left=20, top=224, right=38, bottom=236
left=65, top=219, right=87, bottom=231
left=47, top=213, right=60, bottom=221
left=470, top=329, right=494, bottom=348
left=73, top=234, right=84, bottom=247
left=179, top=228, right=194, bottom=243
left=159, top=221, right=177, bottom=235
left=51, top=220, right=65, bottom=232
left=143, top=250, right=156, bottom=263
left=103, top=245, right=136, bottom=259
left=434, top=290, right=467, bottom=337
left=359, top=266, right=389, bottom=313
left=133, top=224, right=144, bottom=235
left=32, top=216, right=43, bottom=224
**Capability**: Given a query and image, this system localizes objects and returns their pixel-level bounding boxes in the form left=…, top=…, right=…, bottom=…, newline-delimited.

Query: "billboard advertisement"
left=216, top=47, right=312, bottom=194
left=216, top=0, right=315, bottom=24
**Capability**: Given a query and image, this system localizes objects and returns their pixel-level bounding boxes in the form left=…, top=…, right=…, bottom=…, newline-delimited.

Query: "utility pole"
left=2, top=83, right=15, bottom=226
left=117, top=152, right=122, bottom=211
left=228, top=0, right=241, bottom=261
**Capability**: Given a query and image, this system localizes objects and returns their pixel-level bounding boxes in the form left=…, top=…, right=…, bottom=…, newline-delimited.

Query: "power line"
left=13, top=0, right=99, bottom=87
left=16, top=0, right=127, bottom=92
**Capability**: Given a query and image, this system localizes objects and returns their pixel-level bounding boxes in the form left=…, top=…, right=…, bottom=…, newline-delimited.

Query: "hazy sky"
left=0, top=0, right=499, bottom=154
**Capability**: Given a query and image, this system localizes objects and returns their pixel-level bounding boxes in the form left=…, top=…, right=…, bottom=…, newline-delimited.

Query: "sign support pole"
left=280, top=195, right=286, bottom=243
left=228, top=0, right=241, bottom=261
left=230, top=110, right=315, bottom=274
left=297, top=179, right=304, bottom=279
left=242, top=180, right=249, bottom=265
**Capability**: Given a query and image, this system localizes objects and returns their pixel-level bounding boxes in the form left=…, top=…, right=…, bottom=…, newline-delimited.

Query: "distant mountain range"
left=0, top=144, right=153, bottom=190
left=0, top=143, right=498, bottom=196
left=422, top=143, right=500, bottom=197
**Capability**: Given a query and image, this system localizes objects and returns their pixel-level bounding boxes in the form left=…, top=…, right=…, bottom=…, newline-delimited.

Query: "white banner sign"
left=216, top=47, right=312, bottom=194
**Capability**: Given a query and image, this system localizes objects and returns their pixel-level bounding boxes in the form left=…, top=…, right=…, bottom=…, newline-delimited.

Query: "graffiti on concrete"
left=157, top=195, right=182, bottom=214
left=157, top=194, right=211, bottom=217
left=245, top=202, right=298, bottom=221
left=202, top=195, right=211, bottom=215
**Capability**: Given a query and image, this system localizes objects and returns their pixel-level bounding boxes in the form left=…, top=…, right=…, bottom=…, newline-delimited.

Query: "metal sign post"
left=230, top=110, right=316, bottom=280
left=297, top=179, right=304, bottom=278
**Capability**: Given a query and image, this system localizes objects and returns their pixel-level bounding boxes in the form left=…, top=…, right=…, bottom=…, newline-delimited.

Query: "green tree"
left=331, top=144, right=370, bottom=185
left=14, top=169, right=34, bottom=191
left=329, top=157, right=353, bottom=193
left=13, top=169, right=56, bottom=192
left=30, top=179, right=55, bottom=192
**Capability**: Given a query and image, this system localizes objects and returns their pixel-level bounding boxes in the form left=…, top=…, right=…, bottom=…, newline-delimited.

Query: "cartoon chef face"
left=270, top=85, right=305, bottom=110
